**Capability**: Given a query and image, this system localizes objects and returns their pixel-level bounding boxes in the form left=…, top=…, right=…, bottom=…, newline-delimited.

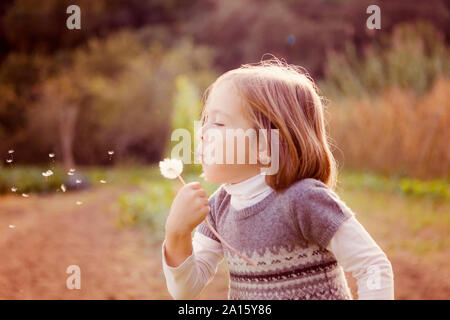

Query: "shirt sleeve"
left=326, top=216, right=395, bottom=300
left=294, top=183, right=354, bottom=249
left=161, top=230, right=224, bottom=300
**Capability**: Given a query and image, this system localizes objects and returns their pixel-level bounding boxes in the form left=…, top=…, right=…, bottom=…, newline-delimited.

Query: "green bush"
left=117, top=180, right=173, bottom=238
left=0, top=166, right=67, bottom=194
left=399, top=178, right=448, bottom=199
left=339, top=170, right=449, bottom=200
left=115, top=170, right=220, bottom=236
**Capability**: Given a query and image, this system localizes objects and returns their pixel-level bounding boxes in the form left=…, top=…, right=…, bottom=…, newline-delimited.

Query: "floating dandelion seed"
left=107, top=150, right=115, bottom=160
left=76, top=201, right=83, bottom=205
left=9, top=224, right=15, bottom=229
left=11, top=187, right=17, bottom=192
left=22, top=193, right=29, bottom=198
left=159, top=157, right=256, bottom=266
left=100, top=180, right=107, bottom=184
left=49, top=153, right=55, bottom=158
left=61, top=184, right=66, bottom=192
left=6, top=150, right=14, bottom=164
left=76, top=179, right=81, bottom=184
left=42, top=170, right=54, bottom=177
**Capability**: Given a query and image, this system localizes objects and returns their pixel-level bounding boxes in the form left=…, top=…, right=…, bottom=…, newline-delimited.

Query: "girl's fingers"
left=187, top=181, right=201, bottom=189
left=200, top=205, right=210, bottom=216
left=195, top=189, right=207, bottom=198
left=196, top=196, right=209, bottom=207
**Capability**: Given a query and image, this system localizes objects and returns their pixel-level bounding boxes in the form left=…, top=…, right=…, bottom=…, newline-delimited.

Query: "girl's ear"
left=258, top=153, right=271, bottom=166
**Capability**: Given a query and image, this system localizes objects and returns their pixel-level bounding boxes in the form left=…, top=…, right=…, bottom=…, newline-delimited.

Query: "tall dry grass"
left=328, top=76, right=449, bottom=179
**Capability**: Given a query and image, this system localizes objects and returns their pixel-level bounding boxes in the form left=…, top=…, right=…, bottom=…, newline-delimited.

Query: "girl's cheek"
left=201, top=128, right=255, bottom=165
left=201, top=128, right=226, bottom=165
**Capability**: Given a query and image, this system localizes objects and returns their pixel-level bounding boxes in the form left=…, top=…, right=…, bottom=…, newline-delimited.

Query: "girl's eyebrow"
left=207, top=108, right=232, bottom=118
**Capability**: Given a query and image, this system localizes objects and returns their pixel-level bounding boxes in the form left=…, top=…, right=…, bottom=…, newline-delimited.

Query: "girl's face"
left=198, top=80, right=262, bottom=184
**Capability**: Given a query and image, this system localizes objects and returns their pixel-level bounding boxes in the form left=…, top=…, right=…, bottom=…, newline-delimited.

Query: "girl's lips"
left=195, top=150, right=204, bottom=163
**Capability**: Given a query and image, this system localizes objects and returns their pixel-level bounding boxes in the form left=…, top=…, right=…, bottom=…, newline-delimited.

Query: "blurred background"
left=0, top=0, right=448, bottom=299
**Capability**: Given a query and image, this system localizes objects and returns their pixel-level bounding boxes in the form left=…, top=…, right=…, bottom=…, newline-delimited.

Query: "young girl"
left=162, top=58, right=394, bottom=300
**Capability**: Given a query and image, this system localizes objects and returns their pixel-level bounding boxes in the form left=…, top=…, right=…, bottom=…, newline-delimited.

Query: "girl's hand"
left=165, top=181, right=210, bottom=237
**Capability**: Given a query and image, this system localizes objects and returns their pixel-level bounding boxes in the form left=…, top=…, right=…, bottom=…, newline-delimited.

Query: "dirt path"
left=0, top=187, right=447, bottom=299
left=0, top=187, right=225, bottom=299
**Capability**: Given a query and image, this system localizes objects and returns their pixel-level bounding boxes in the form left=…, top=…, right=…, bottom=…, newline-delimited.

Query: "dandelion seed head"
left=159, top=158, right=183, bottom=179
left=42, top=170, right=54, bottom=177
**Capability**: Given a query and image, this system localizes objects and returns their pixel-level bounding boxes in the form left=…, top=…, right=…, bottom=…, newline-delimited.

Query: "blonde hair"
left=201, top=57, right=338, bottom=192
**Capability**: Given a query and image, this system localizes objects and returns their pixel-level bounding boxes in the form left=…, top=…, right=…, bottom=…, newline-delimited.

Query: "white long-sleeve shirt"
left=162, top=174, right=394, bottom=300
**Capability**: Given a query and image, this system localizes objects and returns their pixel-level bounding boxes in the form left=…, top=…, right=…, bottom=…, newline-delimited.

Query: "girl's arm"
left=162, top=230, right=224, bottom=300
left=326, top=216, right=394, bottom=299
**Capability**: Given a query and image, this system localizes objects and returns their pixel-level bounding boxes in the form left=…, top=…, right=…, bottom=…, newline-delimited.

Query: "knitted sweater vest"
left=197, top=178, right=355, bottom=300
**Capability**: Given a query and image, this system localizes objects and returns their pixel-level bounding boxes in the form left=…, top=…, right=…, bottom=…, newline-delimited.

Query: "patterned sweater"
left=197, top=178, right=355, bottom=300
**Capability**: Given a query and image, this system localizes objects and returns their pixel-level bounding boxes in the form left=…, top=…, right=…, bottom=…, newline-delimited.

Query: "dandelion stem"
left=204, top=217, right=256, bottom=266
left=177, top=175, right=186, bottom=185
left=176, top=174, right=256, bottom=266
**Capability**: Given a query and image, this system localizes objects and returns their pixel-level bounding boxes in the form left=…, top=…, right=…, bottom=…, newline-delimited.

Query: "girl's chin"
left=201, top=169, right=226, bottom=184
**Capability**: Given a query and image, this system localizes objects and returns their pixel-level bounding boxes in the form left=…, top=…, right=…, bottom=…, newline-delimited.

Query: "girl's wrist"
left=165, top=226, right=192, bottom=240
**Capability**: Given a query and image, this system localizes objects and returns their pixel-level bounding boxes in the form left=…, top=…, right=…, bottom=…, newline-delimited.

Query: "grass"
left=115, top=168, right=220, bottom=236
left=337, top=169, right=449, bottom=200
left=338, top=169, right=449, bottom=257
left=0, top=164, right=215, bottom=194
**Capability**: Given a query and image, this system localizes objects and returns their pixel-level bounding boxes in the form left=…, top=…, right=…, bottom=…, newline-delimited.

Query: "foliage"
left=115, top=170, right=219, bottom=232
left=117, top=180, right=172, bottom=237
left=339, top=170, right=449, bottom=200
left=321, top=22, right=450, bottom=98
left=0, top=30, right=216, bottom=165
left=0, top=166, right=66, bottom=194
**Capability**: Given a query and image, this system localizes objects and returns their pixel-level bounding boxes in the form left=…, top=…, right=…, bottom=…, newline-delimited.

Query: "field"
left=0, top=167, right=448, bottom=299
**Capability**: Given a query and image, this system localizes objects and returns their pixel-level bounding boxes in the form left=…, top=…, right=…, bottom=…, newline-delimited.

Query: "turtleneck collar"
left=222, top=173, right=274, bottom=210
